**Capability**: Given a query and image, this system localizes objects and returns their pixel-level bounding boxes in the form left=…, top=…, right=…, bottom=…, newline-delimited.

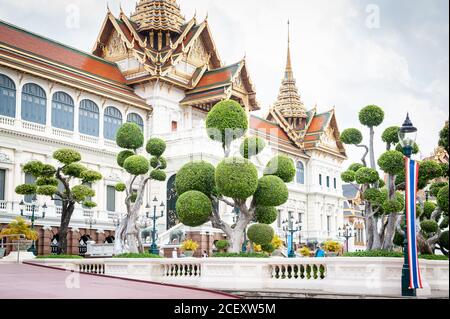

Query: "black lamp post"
left=147, top=197, right=164, bottom=255
left=399, top=113, right=418, bottom=298
left=19, top=195, right=46, bottom=256
left=282, top=211, right=301, bottom=258
left=85, top=212, right=97, bottom=238
left=338, top=223, right=356, bottom=253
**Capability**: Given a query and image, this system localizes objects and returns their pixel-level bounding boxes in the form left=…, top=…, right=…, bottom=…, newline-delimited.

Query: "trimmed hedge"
left=115, top=183, right=126, bottom=192
left=80, top=170, right=102, bottom=183
left=117, top=150, right=135, bottom=168
left=146, top=138, right=166, bottom=157
left=348, top=163, right=364, bottom=172
left=62, top=163, right=87, bottom=178
left=36, top=255, right=83, bottom=259
left=355, top=167, right=379, bottom=184
left=247, top=223, right=274, bottom=245
left=340, top=128, right=363, bottom=145
left=176, top=161, right=216, bottom=196
left=212, top=252, right=269, bottom=258
left=255, top=206, right=278, bottom=224
left=215, top=157, right=258, bottom=199
left=377, top=151, right=404, bottom=175
left=341, top=170, right=356, bottom=183
left=359, top=105, right=384, bottom=127
left=420, top=220, right=439, bottom=233
left=53, top=149, right=81, bottom=165
left=240, top=136, right=265, bottom=159
left=114, top=253, right=163, bottom=258
left=263, top=155, right=296, bottom=183
left=253, top=175, right=288, bottom=207
left=116, top=122, right=144, bottom=150
left=123, top=155, right=150, bottom=176
left=382, top=126, right=400, bottom=145
left=36, top=185, right=58, bottom=196
left=176, top=191, right=212, bottom=227
left=150, top=169, right=166, bottom=181
left=15, top=184, right=37, bottom=195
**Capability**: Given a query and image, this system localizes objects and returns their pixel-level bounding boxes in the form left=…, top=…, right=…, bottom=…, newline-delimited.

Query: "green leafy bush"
left=36, top=177, right=58, bottom=187
left=71, top=185, right=95, bottom=202
left=417, top=254, right=449, bottom=261
left=150, top=156, right=167, bottom=169
left=348, top=163, right=364, bottom=172
left=15, top=184, right=37, bottom=195
left=82, top=201, right=97, bottom=208
left=247, top=223, right=274, bottom=245
left=215, top=157, right=258, bottom=199
left=263, top=155, right=296, bottom=183
left=176, top=161, right=216, bottom=196
left=255, top=206, right=278, bottom=224
left=439, top=231, right=449, bottom=250
left=117, top=150, right=135, bottom=167
left=340, top=128, right=363, bottom=145
left=212, top=252, right=269, bottom=258
left=343, top=250, right=403, bottom=258
left=116, top=122, right=144, bottom=150
left=114, top=253, right=163, bottom=258
left=215, top=240, right=230, bottom=250
left=382, top=126, right=400, bottom=145
left=240, top=136, right=265, bottom=158
left=355, top=167, right=379, bottom=184
left=115, top=183, right=126, bottom=192
left=62, top=163, right=87, bottom=178
left=123, top=155, right=150, bottom=176
left=146, top=138, right=166, bottom=157
left=253, top=175, right=288, bottom=207
left=378, top=151, right=404, bottom=175
left=53, top=149, right=81, bottom=165
left=420, top=220, right=439, bottom=233
left=430, top=182, right=448, bottom=197
left=382, top=199, right=404, bottom=213
left=23, top=161, right=44, bottom=177
left=341, top=170, right=356, bottom=183
left=36, top=185, right=58, bottom=196
left=80, top=170, right=102, bottom=183
left=422, top=202, right=437, bottom=220
left=437, top=186, right=449, bottom=212
left=150, top=169, right=166, bottom=181
left=363, top=188, right=382, bottom=203
left=206, top=99, right=248, bottom=144
left=176, top=191, right=212, bottom=227
left=359, top=105, right=384, bottom=127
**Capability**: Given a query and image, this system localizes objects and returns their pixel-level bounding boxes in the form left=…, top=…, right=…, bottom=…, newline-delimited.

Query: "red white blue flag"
left=404, top=157, right=423, bottom=289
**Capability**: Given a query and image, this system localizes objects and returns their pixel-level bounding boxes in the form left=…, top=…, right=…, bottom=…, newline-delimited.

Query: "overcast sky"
left=0, top=0, right=448, bottom=167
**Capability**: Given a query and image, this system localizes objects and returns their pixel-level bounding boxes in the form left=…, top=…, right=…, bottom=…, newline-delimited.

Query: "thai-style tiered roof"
left=264, top=22, right=346, bottom=157
left=0, top=19, right=148, bottom=109
left=131, top=0, right=185, bottom=34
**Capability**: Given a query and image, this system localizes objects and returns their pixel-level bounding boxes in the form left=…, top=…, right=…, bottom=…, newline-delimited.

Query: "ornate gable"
left=187, top=36, right=209, bottom=67
left=102, top=29, right=128, bottom=61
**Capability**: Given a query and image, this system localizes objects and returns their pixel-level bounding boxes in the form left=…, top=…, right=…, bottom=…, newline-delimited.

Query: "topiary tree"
left=439, top=121, right=449, bottom=154
left=113, top=122, right=167, bottom=254
left=175, top=99, right=291, bottom=253
left=15, top=149, right=102, bottom=254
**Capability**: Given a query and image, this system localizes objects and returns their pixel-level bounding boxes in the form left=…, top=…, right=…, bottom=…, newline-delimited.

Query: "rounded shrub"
left=341, top=170, right=356, bottom=183
left=378, top=178, right=385, bottom=188
left=261, top=243, right=276, bottom=254
left=240, top=136, right=265, bottom=158
left=123, top=155, right=150, bottom=176
left=419, top=160, right=444, bottom=182
left=36, top=185, right=58, bottom=196
left=420, top=220, right=439, bottom=234
left=348, top=163, right=364, bottom=172
left=440, top=163, right=449, bottom=178
left=378, top=151, right=404, bottom=175
left=150, top=169, right=166, bottom=181
left=340, top=128, right=363, bottom=145
left=115, top=183, right=126, bottom=192
left=150, top=156, right=167, bottom=169
left=206, top=100, right=248, bottom=144
left=82, top=201, right=97, bottom=209
left=440, top=216, right=449, bottom=229
left=247, top=224, right=274, bottom=246
left=116, top=122, right=144, bottom=150
left=176, top=191, right=212, bottom=227
left=359, top=105, right=384, bottom=127
left=80, top=170, right=102, bottom=183
left=215, top=157, right=258, bottom=199
left=176, top=161, right=216, bottom=196
left=255, top=206, right=278, bottom=224
left=382, top=126, right=400, bottom=145
left=15, top=184, right=37, bottom=195
left=36, top=177, right=58, bottom=187
left=72, top=185, right=95, bottom=202
left=53, top=149, right=81, bottom=165
left=215, top=240, right=229, bottom=250
left=355, top=167, right=379, bottom=184
left=430, top=182, right=448, bottom=197
left=437, top=186, right=449, bottom=212
left=62, top=163, right=87, bottom=178
left=363, top=188, right=383, bottom=203
left=253, top=175, right=289, bottom=207
left=439, top=231, right=449, bottom=250
left=393, top=231, right=404, bottom=247
left=117, top=150, right=135, bottom=168
left=422, top=202, right=437, bottom=220
left=23, top=161, right=44, bottom=177
left=263, top=155, right=296, bottom=183
left=40, top=164, right=56, bottom=178
left=382, top=199, right=404, bottom=214
left=146, top=138, right=166, bottom=157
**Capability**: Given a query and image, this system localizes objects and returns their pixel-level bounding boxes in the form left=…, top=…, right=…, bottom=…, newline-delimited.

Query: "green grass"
left=36, top=254, right=83, bottom=259
left=113, top=253, right=163, bottom=258
left=343, top=250, right=449, bottom=260
left=212, top=252, right=269, bottom=258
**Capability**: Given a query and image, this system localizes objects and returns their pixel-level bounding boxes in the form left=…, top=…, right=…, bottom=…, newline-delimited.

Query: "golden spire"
left=131, top=0, right=185, bottom=34
left=272, top=20, right=307, bottom=119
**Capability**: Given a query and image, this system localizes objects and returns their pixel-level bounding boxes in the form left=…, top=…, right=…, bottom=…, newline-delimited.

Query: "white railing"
left=0, top=200, right=8, bottom=211
left=52, top=127, right=74, bottom=139
left=29, top=257, right=449, bottom=297
left=0, top=116, right=15, bottom=126
left=104, top=140, right=117, bottom=148
left=22, top=121, right=46, bottom=132
left=55, top=207, right=62, bottom=215
left=79, top=134, right=99, bottom=144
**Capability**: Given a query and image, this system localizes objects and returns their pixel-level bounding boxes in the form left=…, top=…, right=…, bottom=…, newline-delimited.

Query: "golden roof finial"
left=107, top=2, right=111, bottom=13
left=285, top=20, right=293, bottom=80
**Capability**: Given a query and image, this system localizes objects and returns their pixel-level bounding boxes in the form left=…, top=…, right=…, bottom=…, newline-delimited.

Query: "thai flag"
left=404, top=157, right=423, bottom=289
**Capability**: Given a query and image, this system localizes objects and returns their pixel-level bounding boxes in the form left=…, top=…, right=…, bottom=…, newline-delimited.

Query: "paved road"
left=0, top=263, right=237, bottom=299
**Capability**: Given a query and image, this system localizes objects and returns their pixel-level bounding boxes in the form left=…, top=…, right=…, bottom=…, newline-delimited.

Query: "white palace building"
left=0, top=0, right=347, bottom=255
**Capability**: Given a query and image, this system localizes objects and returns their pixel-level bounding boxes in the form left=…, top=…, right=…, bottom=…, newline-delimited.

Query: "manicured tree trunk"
left=371, top=216, right=382, bottom=250
left=58, top=202, right=75, bottom=254
left=382, top=174, right=398, bottom=250
left=369, top=126, right=376, bottom=170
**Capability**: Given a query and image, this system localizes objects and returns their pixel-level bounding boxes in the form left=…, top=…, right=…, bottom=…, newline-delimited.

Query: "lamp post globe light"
left=338, top=223, right=356, bottom=253
left=147, top=196, right=164, bottom=255
left=399, top=113, right=418, bottom=297
left=19, top=195, right=47, bottom=255
left=85, top=212, right=97, bottom=238
left=282, top=211, right=301, bottom=258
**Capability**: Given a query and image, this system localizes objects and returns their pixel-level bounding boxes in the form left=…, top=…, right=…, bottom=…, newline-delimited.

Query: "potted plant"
left=299, top=246, right=312, bottom=257
left=181, top=239, right=199, bottom=257
left=0, top=217, right=38, bottom=251
left=323, top=240, right=342, bottom=257
left=215, top=240, right=229, bottom=253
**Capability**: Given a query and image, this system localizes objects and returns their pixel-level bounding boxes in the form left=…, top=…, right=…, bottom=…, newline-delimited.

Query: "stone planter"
left=184, top=251, right=194, bottom=257
left=11, top=239, right=33, bottom=251
left=326, top=252, right=339, bottom=257
left=0, top=247, right=6, bottom=258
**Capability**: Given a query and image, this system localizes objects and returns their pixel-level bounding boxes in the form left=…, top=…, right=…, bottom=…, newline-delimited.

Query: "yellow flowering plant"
left=271, top=235, right=283, bottom=249
left=299, top=246, right=311, bottom=257
left=253, top=243, right=262, bottom=252
left=324, top=240, right=341, bottom=252
left=181, top=239, right=199, bottom=251
left=0, top=217, right=38, bottom=241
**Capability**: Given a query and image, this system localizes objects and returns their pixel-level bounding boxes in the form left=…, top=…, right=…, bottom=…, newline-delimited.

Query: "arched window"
left=21, top=83, right=46, bottom=124
left=296, top=161, right=305, bottom=184
left=127, top=112, right=144, bottom=131
left=79, top=99, right=99, bottom=137
left=0, top=74, right=16, bottom=118
left=51, top=92, right=74, bottom=131
left=104, top=106, right=122, bottom=140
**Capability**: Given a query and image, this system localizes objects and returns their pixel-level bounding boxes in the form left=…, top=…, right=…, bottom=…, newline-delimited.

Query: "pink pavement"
left=0, top=263, right=237, bottom=299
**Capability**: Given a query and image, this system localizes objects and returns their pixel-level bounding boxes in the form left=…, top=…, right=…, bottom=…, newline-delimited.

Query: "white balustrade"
left=79, top=134, right=99, bottom=144
left=52, top=127, right=74, bottom=139
left=22, top=120, right=46, bottom=132
left=0, top=116, right=15, bottom=126
left=0, top=200, right=7, bottom=211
